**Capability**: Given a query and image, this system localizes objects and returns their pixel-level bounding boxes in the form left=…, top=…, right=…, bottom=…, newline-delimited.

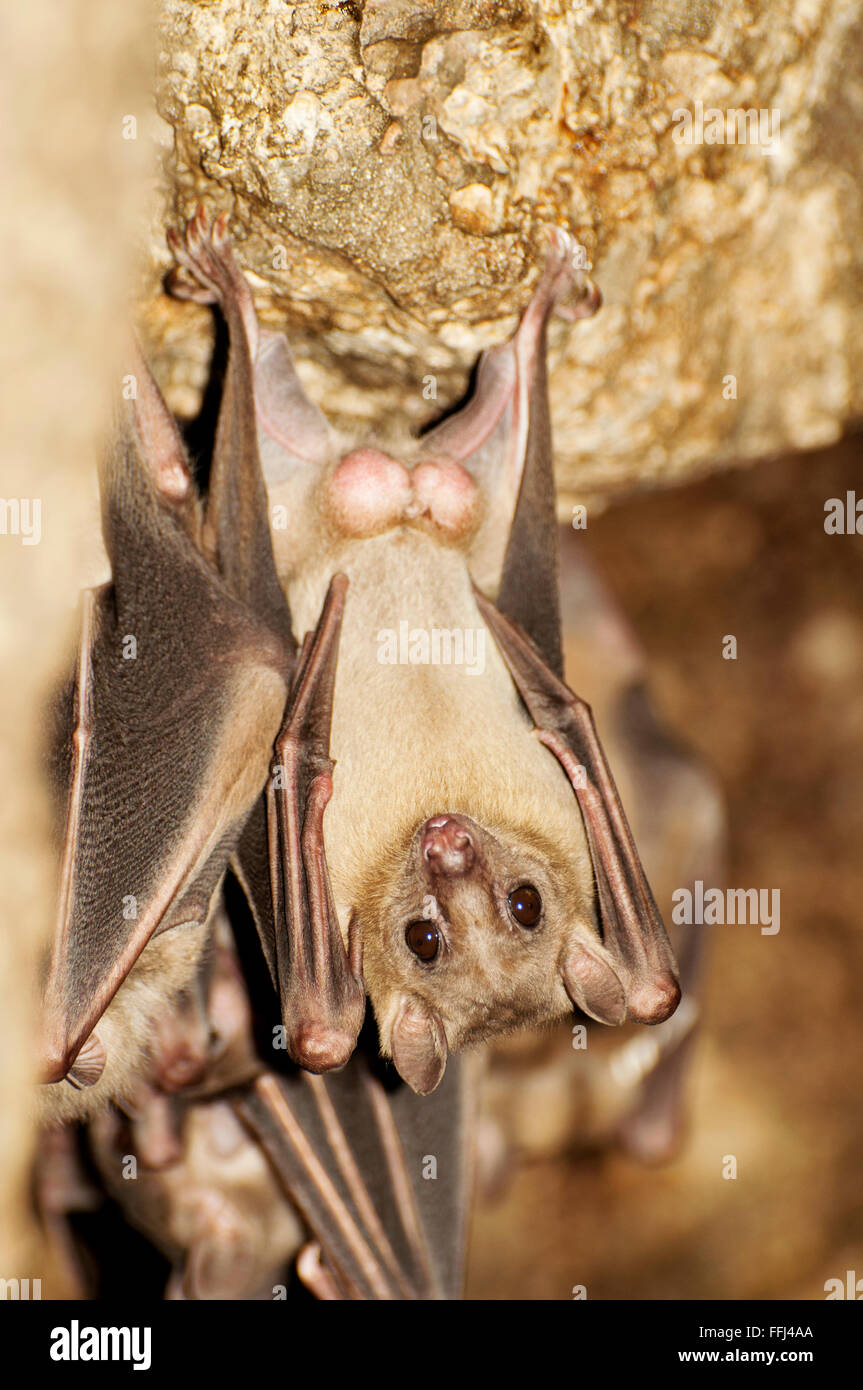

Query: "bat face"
left=361, top=811, right=582, bottom=1052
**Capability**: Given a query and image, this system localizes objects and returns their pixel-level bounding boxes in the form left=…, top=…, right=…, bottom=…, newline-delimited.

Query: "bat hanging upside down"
left=35, top=211, right=682, bottom=1297
left=41, top=209, right=680, bottom=1106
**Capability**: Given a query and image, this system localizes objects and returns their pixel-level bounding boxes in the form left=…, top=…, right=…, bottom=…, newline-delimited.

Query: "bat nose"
left=421, top=815, right=475, bottom=876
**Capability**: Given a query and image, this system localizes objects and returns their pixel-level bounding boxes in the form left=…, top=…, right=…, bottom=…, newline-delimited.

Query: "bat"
left=39, top=323, right=295, bottom=1118
left=37, top=209, right=682, bottom=1296
left=164, top=212, right=680, bottom=1095
left=45, top=912, right=474, bottom=1301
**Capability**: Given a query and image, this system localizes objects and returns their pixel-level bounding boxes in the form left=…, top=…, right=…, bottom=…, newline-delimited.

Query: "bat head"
left=360, top=810, right=630, bottom=1094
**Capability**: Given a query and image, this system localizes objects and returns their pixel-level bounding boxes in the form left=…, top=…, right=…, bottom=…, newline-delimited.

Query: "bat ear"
left=559, top=936, right=627, bottom=1026
left=390, top=999, right=448, bottom=1096
left=476, top=591, right=681, bottom=1028
left=420, top=229, right=600, bottom=675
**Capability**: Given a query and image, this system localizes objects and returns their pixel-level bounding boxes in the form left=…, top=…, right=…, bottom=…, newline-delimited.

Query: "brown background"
left=468, top=435, right=863, bottom=1299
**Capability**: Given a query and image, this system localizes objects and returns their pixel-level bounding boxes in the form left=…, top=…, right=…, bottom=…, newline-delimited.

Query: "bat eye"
left=508, top=885, right=542, bottom=927
left=405, top=921, right=440, bottom=962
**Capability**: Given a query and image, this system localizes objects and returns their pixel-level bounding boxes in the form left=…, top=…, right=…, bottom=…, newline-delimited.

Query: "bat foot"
left=538, top=227, right=602, bottom=323
left=166, top=206, right=256, bottom=346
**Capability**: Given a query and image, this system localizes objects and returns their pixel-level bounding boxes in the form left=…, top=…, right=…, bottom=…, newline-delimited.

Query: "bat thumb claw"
left=625, top=970, right=681, bottom=1025
left=290, top=1022, right=358, bottom=1073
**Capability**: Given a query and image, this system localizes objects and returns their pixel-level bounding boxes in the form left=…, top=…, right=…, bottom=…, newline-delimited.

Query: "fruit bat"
left=41, top=209, right=679, bottom=1112
left=37, top=208, right=682, bottom=1296
left=39, top=913, right=472, bottom=1301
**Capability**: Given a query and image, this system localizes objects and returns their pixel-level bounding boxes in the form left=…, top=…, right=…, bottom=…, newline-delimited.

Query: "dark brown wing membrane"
left=42, top=360, right=291, bottom=1084
left=235, top=1048, right=472, bottom=1300
left=495, top=238, right=599, bottom=675
left=167, top=208, right=296, bottom=647
left=167, top=212, right=365, bottom=1075
left=422, top=229, right=600, bottom=675
left=476, top=590, right=681, bottom=1028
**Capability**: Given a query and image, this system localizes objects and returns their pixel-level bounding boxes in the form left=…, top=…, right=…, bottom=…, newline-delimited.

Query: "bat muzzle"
left=420, top=815, right=476, bottom=876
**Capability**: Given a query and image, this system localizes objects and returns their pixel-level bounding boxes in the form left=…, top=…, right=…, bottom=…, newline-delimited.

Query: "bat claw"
left=291, top=1023, right=357, bottom=1074
left=167, top=205, right=260, bottom=352
left=296, top=1242, right=343, bottom=1300
left=626, top=970, right=681, bottom=1025
left=555, top=275, right=602, bottom=322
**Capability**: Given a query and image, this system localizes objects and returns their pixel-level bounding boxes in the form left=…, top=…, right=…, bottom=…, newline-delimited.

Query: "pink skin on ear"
left=326, top=451, right=478, bottom=540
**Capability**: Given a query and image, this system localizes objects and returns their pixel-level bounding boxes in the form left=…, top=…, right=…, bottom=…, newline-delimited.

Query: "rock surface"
left=145, top=0, right=863, bottom=508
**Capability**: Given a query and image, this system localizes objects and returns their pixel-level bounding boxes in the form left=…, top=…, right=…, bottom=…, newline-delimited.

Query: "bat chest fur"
left=284, top=532, right=588, bottom=927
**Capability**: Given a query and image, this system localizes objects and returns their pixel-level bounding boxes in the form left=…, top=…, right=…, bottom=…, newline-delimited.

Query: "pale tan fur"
left=280, top=522, right=597, bottom=1056
left=35, top=927, right=207, bottom=1125
left=286, top=529, right=594, bottom=928
left=39, top=664, right=287, bottom=1123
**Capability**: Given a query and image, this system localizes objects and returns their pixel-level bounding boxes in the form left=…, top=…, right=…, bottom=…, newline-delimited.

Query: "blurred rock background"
left=0, top=0, right=151, bottom=1288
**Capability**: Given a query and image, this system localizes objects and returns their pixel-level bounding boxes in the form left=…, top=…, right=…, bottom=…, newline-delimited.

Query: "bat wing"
left=167, top=209, right=299, bottom=643
left=42, top=352, right=292, bottom=1086
left=234, top=577, right=366, bottom=1074
left=235, top=1045, right=473, bottom=1300
left=424, top=231, right=678, bottom=1026
left=170, top=212, right=365, bottom=1075
left=421, top=229, right=600, bottom=675
left=476, top=591, right=681, bottom=1028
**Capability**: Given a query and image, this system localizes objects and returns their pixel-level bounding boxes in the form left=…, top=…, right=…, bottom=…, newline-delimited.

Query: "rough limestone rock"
left=147, top=0, right=863, bottom=509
